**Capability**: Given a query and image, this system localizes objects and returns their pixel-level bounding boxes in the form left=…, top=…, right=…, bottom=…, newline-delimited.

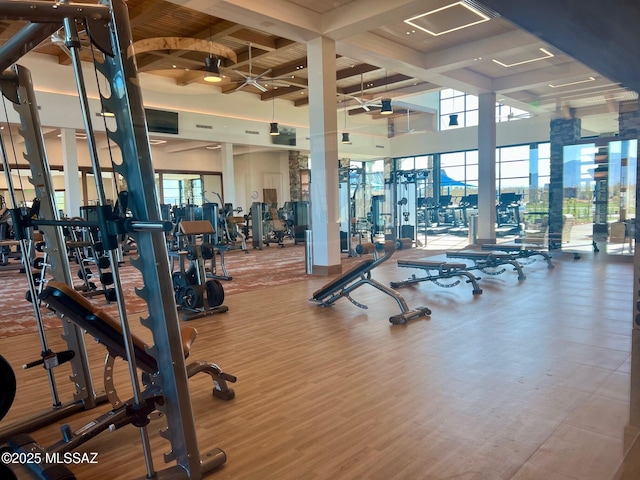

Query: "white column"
left=220, top=142, right=235, bottom=206
left=477, top=92, right=496, bottom=244
left=60, top=128, right=81, bottom=217
left=307, top=36, right=340, bottom=275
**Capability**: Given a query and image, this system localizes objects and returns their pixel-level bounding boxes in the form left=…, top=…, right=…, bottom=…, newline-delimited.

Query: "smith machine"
left=0, top=1, right=232, bottom=479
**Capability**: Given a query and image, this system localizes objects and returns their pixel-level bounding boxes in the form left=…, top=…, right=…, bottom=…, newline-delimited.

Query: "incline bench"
left=310, top=241, right=431, bottom=325
left=446, top=250, right=527, bottom=281
left=38, top=281, right=236, bottom=399
left=392, top=259, right=483, bottom=295
left=9, top=281, right=237, bottom=480
left=481, top=243, right=554, bottom=269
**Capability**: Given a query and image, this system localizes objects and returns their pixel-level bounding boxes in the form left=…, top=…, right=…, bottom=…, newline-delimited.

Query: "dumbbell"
left=78, top=267, right=114, bottom=286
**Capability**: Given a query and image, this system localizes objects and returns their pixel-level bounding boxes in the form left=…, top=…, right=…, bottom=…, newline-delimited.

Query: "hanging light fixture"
left=204, top=18, right=222, bottom=83
left=380, top=98, right=393, bottom=115
left=379, top=69, right=393, bottom=115
left=448, top=114, right=459, bottom=127
left=341, top=99, right=351, bottom=144
left=270, top=80, right=279, bottom=135
left=204, top=56, right=222, bottom=83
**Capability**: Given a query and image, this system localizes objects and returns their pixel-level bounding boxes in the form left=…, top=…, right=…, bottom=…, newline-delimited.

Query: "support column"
left=307, top=36, right=340, bottom=275
left=60, top=128, right=81, bottom=217
left=549, top=117, right=581, bottom=248
left=477, top=92, right=496, bottom=244
left=288, top=150, right=306, bottom=201
left=220, top=142, right=235, bottom=206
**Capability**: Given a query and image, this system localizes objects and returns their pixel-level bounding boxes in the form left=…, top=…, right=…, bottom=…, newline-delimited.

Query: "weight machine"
left=0, top=1, right=232, bottom=479
left=339, top=166, right=364, bottom=255
left=389, top=168, right=429, bottom=247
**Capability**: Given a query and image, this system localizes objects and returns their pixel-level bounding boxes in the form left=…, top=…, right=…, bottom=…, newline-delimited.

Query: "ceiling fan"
left=345, top=73, right=385, bottom=112
left=233, top=43, right=292, bottom=93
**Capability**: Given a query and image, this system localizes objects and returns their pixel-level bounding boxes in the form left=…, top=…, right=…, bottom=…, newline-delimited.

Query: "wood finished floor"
left=0, top=250, right=635, bottom=479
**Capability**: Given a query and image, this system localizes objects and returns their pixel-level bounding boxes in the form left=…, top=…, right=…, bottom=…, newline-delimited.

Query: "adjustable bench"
left=311, top=241, right=431, bottom=325
left=480, top=243, right=554, bottom=269
left=9, top=281, right=236, bottom=480
left=446, top=251, right=526, bottom=281
left=392, top=259, right=482, bottom=295
left=39, top=281, right=235, bottom=399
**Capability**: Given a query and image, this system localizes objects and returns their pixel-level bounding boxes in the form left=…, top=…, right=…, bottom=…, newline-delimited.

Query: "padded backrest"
left=40, top=281, right=159, bottom=373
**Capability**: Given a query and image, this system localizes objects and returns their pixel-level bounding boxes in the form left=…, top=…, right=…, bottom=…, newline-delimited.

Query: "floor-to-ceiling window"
left=440, top=89, right=534, bottom=131
left=439, top=89, right=478, bottom=130
left=439, top=150, right=478, bottom=197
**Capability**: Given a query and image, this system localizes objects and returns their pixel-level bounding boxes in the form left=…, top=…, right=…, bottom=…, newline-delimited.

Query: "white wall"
left=233, top=150, right=290, bottom=212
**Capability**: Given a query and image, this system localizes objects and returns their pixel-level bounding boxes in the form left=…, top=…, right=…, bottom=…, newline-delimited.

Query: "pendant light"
left=341, top=99, right=351, bottom=144
left=204, top=18, right=222, bottom=83
left=270, top=80, right=279, bottom=135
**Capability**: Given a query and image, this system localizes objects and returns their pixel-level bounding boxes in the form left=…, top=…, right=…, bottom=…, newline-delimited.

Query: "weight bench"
left=446, top=251, right=526, bottom=281
left=481, top=243, right=554, bottom=269
left=310, top=241, right=431, bottom=325
left=38, top=281, right=235, bottom=400
left=8, top=281, right=237, bottom=480
left=391, top=259, right=482, bottom=295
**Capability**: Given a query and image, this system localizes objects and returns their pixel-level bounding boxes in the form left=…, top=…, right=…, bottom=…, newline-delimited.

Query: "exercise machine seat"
left=40, top=281, right=196, bottom=373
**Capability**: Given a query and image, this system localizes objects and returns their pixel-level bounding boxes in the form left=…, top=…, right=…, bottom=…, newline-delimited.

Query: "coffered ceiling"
left=0, top=0, right=636, bottom=133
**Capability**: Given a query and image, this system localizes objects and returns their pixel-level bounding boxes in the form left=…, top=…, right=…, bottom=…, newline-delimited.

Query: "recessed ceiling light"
left=549, top=77, right=596, bottom=88
left=149, top=139, right=167, bottom=145
left=404, top=2, right=490, bottom=36
left=492, top=48, right=554, bottom=67
left=206, top=144, right=221, bottom=150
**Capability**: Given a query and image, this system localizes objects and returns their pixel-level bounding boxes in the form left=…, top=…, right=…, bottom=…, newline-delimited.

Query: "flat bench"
left=446, top=251, right=526, bottom=281
left=481, top=243, right=553, bottom=269
left=311, top=241, right=431, bottom=325
left=392, top=260, right=482, bottom=295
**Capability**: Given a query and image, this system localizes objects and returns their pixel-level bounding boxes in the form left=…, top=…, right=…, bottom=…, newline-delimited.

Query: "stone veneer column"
left=288, top=150, right=307, bottom=201
left=549, top=118, right=581, bottom=249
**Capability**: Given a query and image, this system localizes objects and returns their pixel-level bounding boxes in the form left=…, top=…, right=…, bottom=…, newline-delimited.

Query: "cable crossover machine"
left=0, top=1, right=235, bottom=479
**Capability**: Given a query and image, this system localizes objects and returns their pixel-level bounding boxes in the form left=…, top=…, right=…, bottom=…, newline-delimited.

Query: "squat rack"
left=0, top=1, right=224, bottom=478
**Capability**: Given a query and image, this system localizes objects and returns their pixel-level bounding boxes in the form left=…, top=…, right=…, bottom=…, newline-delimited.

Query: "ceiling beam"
left=321, top=0, right=432, bottom=41
left=492, top=62, right=596, bottom=93
left=167, top=0, right=323, bottom=43
left=260, top=85, right=304, bottom=100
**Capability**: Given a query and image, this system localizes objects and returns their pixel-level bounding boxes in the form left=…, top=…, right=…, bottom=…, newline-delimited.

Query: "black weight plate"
left=172, top=272, right=189, bottom=305
left=31, top=257, right=45, bottom=270
left=78, top=267, right=92, bottom=280
left=105, top=288, right=117, bottom=302
left=97, top=256, right=110, bottom=269
left=206, top=279, right=225, bottom=307
left=185, top=265, right=198, bottom=285
left=184, top=285, right=204, bottom=309
left=201, top=243, right=215, bottom=260
left=0, top=355, right=16, bottom=422
left=100, top=272, right=115, bottom=286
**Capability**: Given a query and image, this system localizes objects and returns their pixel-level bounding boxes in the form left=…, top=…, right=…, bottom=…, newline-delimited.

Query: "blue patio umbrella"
left=440, top=169, right=471, bottom=188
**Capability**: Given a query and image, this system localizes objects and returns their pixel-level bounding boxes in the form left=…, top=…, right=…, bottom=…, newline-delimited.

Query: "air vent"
left=196, top=124, right=213, bottom=130
left=245, top=130, right=260, bottom=135
left=376, top=145, right=385, bottom=149
left=464, top=0, right=500, bottom=18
